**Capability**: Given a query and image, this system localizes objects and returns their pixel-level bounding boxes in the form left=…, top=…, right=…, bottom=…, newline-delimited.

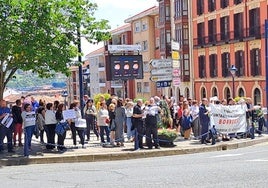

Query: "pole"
left=265, top=19, right=268, bottom=112
left=77, top=26, right=84, bottom=118
left=232, top=75, right=235, bottom=98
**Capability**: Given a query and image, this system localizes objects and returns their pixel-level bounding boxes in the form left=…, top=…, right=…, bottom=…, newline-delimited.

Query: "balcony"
left=193, top=25, right=264, bottom=48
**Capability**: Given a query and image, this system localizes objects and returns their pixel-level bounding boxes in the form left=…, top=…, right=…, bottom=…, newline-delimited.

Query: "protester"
left=144, top=97, right=161, bottom=149
left=0, top=99, right=14, bottom=153
left=132, top=99, right=144, bottom=150
left=21, top=103, right=36, bottom=157
left=44, top=103, right=57, bottom=150
left=199, top=98, right=210, bottom=144
left=97, top=102, right=110, bottom=144
left=125, top=101, right=134, bottom=142
left=70, top=101, right=86, bottom=148
left=12, top=99, right=23, bottom=147
left=115, top=98, right=126, bottom=146
left=36, top=106, right=46, bottom=144
left=83, top=99, right=99, bottom=141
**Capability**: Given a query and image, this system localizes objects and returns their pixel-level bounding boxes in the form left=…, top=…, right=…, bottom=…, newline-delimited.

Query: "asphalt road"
left=1, top=142, right=267, bottom=188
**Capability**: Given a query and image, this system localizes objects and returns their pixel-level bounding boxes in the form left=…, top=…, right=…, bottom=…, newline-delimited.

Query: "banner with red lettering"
left=210, top=104, right=247, bottom=134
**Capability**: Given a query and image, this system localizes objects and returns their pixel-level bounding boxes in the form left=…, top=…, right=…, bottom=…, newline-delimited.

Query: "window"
left=197, top=22, right=205, bottom=45
left=160, top=29, right=165, bottom=50
left=142, top=40, right=148, bottom=51
left=142, top=21, right=148, bottom=31
left=221, top=52, right=230, bottom=77
left=197, top=0, right=204, bottom=15
left=208, top=19, right=216, bottom=44
left=220, top=16, right=229, bottom=41
left=165, top=5, right=170, bottom=21
left=253, top=88, right=261, bottom=105
left=143, top=82, right=150, bottom=93
left=166, top=30, right=171, bottom=44
left=250, top=48, right=261, bottom=76
left=238, top=88, right=245, bottom=97
left=183, top=24, right=189, bottom=45
left=234, top=0, right=242, bottom=5
left=212, top=87, right=218, bottom=97
left=198, top=55, right=206, bottom=78
left=159, top=3, right=165, bottom=24
left=137, top=82, right=142, bottom=93
left=201, top=87, right=206, bottom=99
left=233, top=13, right=243, bottom=40
left=209, top=54, right=217, bottom=78
left=182, top=54, right=190, bottom=82
left=134, top=22, right=140, bottom=33
left=155, top=37, right=160, bottom=49
left=249, top=8, right=260, bottom=37
left=221, top=0, right=229, bottom=9
left=208, top=0, right=216, bottom=12
left=235, top=50, right=245, bottom=76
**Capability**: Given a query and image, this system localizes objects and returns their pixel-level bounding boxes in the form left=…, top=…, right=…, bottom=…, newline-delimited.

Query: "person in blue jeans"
left=21, top=103, right=36, bottom=157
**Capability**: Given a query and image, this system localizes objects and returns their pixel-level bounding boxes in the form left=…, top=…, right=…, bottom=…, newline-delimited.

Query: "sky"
left=81, top=0, right=158, bottom=56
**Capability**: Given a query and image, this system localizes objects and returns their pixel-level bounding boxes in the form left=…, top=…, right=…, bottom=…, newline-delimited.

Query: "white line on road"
left=246, top=159, right=268, bottom=162
left=209, top=154, right=243, bottom=158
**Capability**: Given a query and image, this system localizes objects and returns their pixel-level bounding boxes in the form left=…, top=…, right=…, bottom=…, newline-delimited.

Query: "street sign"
left=173, top=78, right=181, bottom=86
left=151, top=68, right=173, bottom=75
left=150, top=59, right=172, bottom=68
left=172, top=68, right=180, bottom=77
left=172, top=51, right=180, bottom=60
left=172, top=40, right=180, bottom=51
left=173, top=60, right=180, bottom=67
left=108, top=45, right=141, bottom=52
left=157, top=81, right=172, bottom=88
left=150, top=75, right=172, bottom=82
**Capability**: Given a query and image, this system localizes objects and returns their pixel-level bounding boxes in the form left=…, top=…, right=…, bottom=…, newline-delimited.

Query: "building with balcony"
left=192, top=0, right=267, bottom=106
left=124, top=6, right=160, bottom=99
left=86, top=47, right=107, bottom=97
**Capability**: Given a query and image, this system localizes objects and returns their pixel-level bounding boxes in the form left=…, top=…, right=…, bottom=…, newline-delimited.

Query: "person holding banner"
left=199, top=98, right=210, bottom=144
left=0, top=99, right=14, bottom=153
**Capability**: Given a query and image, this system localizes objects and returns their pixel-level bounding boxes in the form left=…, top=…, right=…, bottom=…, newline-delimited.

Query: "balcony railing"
left=193, top=25, right=264, bottom=47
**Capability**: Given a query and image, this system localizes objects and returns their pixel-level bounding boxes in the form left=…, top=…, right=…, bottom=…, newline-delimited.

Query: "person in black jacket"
left=12, top=99, right=23, bottom=147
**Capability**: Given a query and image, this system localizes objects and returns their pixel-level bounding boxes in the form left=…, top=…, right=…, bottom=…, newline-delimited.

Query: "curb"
left=1, top=137, right=267, bottom=166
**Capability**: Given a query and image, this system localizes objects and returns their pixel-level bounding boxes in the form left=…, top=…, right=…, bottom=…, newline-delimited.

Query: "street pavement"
left=0, top=131, right=268, bottom=166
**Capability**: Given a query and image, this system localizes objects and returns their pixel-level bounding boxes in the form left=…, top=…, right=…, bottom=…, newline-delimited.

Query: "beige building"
left=125, top=6, right=160, bottom=99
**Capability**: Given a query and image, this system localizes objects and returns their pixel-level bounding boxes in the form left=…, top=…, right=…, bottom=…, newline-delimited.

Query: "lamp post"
left=62, top=90, right=68, bottom=108
left=83, top=68, right=90, bottom=96
left=229, top=65, right=237, bottom=98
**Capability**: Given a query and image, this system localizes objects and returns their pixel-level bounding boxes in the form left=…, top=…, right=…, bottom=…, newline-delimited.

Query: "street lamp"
left=83, top=68, right=90, bottom=96
left=62, top=90, right=68, bottom=108
left=229, top=65, right=237, bottom=98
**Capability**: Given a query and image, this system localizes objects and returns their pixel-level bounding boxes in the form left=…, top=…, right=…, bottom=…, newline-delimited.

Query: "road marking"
left=209, top=154, right=243, bottom=158
left=247, top=159, right=268, bottom=162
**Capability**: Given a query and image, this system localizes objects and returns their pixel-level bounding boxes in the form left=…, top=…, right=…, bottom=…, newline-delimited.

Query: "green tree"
left=0, top=0, right=111, bottom=99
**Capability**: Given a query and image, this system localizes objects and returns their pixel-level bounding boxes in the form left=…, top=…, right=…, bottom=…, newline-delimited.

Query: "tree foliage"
left=0, top=0, right=111, bottom=99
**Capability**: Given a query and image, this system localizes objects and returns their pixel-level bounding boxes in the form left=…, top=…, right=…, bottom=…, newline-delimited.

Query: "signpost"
left=150, top=59, right=173, bottom=68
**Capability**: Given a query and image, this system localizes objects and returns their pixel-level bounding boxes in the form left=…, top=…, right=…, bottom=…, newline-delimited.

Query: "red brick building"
left=192, top=0, right=267, bottom=106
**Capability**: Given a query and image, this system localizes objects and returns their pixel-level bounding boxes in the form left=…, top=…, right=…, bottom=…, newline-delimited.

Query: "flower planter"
left=158, top=129, right=178, bottom=147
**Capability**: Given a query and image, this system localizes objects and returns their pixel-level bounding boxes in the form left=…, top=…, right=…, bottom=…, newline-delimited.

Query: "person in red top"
left=177, top=102, right=183, bottom=133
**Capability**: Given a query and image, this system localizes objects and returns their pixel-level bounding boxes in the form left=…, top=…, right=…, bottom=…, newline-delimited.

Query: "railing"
left=193, top=25, right=264, bottom=47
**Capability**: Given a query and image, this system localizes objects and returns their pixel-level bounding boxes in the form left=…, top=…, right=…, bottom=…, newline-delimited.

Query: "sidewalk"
left=1, top=132, right=268, bottom=166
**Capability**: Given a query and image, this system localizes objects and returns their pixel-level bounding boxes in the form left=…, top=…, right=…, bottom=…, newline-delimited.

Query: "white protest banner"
left=210, top=104, right=247, bottom=134
left=63, top=109, right=76, bottom=121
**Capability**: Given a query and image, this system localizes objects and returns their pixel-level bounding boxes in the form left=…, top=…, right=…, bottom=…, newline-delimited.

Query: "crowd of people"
left=0, top=94, right=267, bottom=157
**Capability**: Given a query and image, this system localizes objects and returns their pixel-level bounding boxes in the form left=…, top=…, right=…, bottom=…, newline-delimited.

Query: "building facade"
left=192, top=0, right=267, bottom=106
left=125, top=6, right=160, bottom=99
